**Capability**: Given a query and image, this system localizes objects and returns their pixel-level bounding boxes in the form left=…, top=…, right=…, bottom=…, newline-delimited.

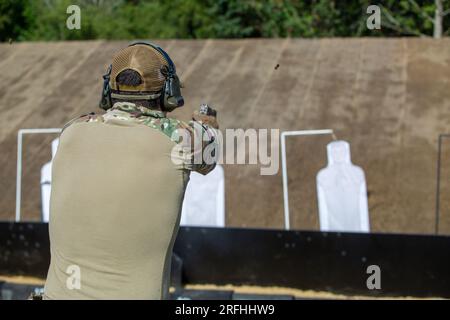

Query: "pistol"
left=199, top=103, right=217, bottom=117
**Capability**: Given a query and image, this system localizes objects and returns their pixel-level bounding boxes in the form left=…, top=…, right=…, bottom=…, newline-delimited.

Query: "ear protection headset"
left=99, top=41, right=184, bottom=112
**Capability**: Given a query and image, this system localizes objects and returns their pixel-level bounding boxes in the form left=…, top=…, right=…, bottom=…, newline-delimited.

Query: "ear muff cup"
left=160, top=69, right=184, bottom=112
left=99, top=65, right=112, bottom=110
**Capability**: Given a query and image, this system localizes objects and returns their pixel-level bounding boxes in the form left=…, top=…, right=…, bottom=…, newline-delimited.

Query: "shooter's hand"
left=192, top=104, right=219, bottom=129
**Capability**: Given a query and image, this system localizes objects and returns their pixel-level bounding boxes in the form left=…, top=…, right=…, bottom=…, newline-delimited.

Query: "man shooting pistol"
left=43, top=42, right=219, bottom=299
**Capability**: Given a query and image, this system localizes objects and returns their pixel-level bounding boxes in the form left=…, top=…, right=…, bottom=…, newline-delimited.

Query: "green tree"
left=0, top=0, right=449, bottom=42
left=377, top=0, right=450, bottom=37
left=0, top=0, right=28, bottom=41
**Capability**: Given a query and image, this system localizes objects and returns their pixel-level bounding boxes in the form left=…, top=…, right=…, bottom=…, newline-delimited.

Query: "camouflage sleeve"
left=62, top=112, right=103, bottom=132
left=62, top=110, right=220, bottom=175
left=175, top=120, right=219, bottom=175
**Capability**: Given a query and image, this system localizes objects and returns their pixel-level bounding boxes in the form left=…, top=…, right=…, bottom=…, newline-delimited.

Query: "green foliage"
left=0, top=0, right=449, bottom=41
left=376, top=0, right=437, bottom=36
left=0, top=0, right=28, bottom=41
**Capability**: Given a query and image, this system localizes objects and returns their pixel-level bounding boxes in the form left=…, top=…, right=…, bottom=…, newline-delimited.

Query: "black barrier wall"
left=0, top=222, right=450, bottom=298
